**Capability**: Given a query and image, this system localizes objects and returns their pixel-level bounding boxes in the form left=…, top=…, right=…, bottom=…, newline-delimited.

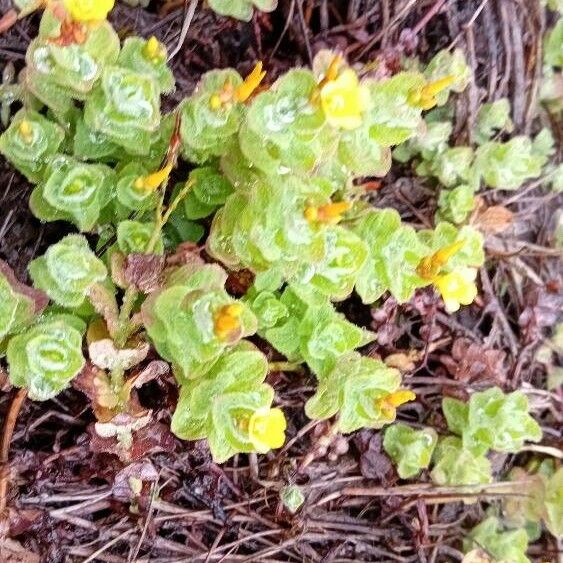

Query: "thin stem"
left=0, top=388, right=27, bottom=515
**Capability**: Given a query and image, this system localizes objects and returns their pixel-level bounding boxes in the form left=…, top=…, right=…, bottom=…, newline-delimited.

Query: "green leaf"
left=0, top=109, right=65, bottom=182
left=7, top=314, right=86, bottom=401
left=418, top=222, right=485, bottom=271
left=28, top=234, right=107, bottom=309
left=424, top=48, right=471, bottom=105
left=545, top=19, right=563, bottom=68
left=455, top=387, right=542, bottom=457
left=142, top=264, right=257, bottom=382
left=437, top=184, right=476, bottom=224
left=474, top=98, right=513, bottom=145
left=306, top=226, right=368, bottom=301
left=180, top=69, right=244, bottom=162
left=117, top=220, right=163, bottom=255
left=442, top=396, right=469, bottom=436
left=118, top=37, right=175, bottom=95
left=171, top=342, right=280, bottom=462
left=30, top=155, right=115, bottom=231
left=365, top=72, right=425, bottom=145
left=0, top=260, right=48, bottom=344
left=393, top=120, right=452, bottom=162
left=544, top=467, right=563, bottom=537
left=463, top=517, right=530, bottom=563
left=85, top=66, right=161, bottom=154
left=208, top=0, right=277, bottom=21
left=353, top=209, right=429, bottom=303
left=475, top=134, right=551, bottom=190
left=430, top=436, right=492, bottom=486
left=430, top=146, right=475, bottom=188
left=383, top=423, right=438, bottom=479
left=115, top=162, right=158, bottom=212
left=246, top=289, right=289, bottom=330
left=241, top=69, right=332, bottom=176
left=299, top=301, right=374, bottom=378
left=305, top=353, right=404, bottom=433
left=280, top=485, right=305, bottom=513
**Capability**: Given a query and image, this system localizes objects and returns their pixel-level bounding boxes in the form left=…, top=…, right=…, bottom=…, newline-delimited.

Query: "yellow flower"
left=304, top=201, right=351, bottom=225
left=376, top=389, right=416, bottom=421
left=143, top=36, right=166, bottom=64
left=213, top=303, right=243, bottom=340
left=248, top=407, right=287, bottom=453
left=63, top=0, right=115, bottom=22
left=433, top=267, right=478, bottom=312
left=134, top=163, right=173, bottom=194
left=234, top=62, right=266, bottom=103
left=416, top=240, right=465, bottom=280
left=18, top=120, right=34, bottom=144
left=407, top=75, right=456, bottom=110
left=320, top=68, right=368, bottom=130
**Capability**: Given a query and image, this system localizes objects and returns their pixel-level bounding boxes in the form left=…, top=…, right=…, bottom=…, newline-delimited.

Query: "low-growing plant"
left=0, top=0, right=553, bottom=478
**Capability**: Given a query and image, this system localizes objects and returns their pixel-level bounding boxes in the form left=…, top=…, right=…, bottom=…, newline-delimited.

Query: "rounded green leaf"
left=7, top=315, right=86, bottom=401
left=29, top=234, right=107, bottom=308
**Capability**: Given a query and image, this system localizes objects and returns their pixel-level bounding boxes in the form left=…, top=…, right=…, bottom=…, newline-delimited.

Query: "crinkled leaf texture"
left=442, top=387, right=542, bottom=457
left=430, top=437, right=492, bottom=486
left=209, top=0, right=277, bottom=21
left=305, top=352, right=402, bottom=433
left=260, top=285, right=374, bottom=377
left=0, top=260, right=48, bottom=345
left=383, top=423, right=438, bottom=479
left=7, top=314, right=86, bottom=401
left=142, top=263, right=257, bottom=382
left=475, top=131, right=553, bottom=190
left=171, top=342, right=276, bottom=462
left=30, top=155, right=115, bottom=231
left=85, top=66, right=161, bottom=155
left=29, top=234, right=107, bottom=309
left=180, top=69, right=244, bottom=162
left=0, top=109, right=65, bottom=182
left=353, top=209, right=429, bottom=303
left=463, top=517, right=530, bottom=563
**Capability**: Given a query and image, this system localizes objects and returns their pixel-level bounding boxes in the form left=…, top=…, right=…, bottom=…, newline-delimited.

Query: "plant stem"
left=0, top=388, right=27, bottom=515
left=268, top=361, right=302, bottom=373
left=115, top=179, right=196, bottom=348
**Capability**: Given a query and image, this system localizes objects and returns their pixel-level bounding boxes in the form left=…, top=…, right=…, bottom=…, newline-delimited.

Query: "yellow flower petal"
left=416, top=240, right=465, bottom=280
left=18, top=120, right=34, bottom=144
left=134, top=163, right=173, bottom=194
left=213, top=303, right=243, bottom=340
left=387, top=389, right=416, bottom=407
left=320, top=68, right=366, bottom=130
left=407, top=75, right=455, bottom=110
left=434, top=267, right=478, bottom=312
left=305, top=201, right=351, bottom=225
left=143, top=36, right=166, bottom=64
left=234, top=62, right=266, bottom=103
left=248, top=407, right=287, bottom=453
left=63, top=0, right=114, bottom=22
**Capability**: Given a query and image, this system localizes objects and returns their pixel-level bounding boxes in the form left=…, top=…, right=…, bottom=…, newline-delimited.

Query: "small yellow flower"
left=248, top=407, right=287, bottom=453
left=234, top=62, right=266, bottom=103
left=320, top=68, right=368, bottom=130
left=376, top=389, right=416, bottom=421
left=407, top=75, right=456, bottom=110
left=416, top=240, right=465, bottom=280
left=18, top=120, right=34, bottom=144
left=63, top=0, right=115, bottom=23
left=134, top=163, right=173, bottom=194
left=214, top=303, right=243, bottom=340
left=143, top=36, right=166, bottom=64
left=433, top=267, right=478, bottom=312
left=304, top=201, right=351, bottom=225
